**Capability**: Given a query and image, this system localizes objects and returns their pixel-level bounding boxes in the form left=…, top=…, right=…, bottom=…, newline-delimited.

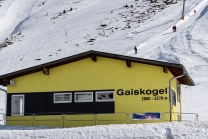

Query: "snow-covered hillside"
left=0, top=0, right=208, bottom=138
left=0, top=0, right=202, bottom=74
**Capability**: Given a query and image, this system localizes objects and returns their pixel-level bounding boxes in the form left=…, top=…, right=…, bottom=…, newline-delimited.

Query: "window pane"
left=177, top=84, right=180, bottom=102
left=54, top=93, right=71, bottom=103
left=55, top=94, right=70, bottom=101
left=11, top=95, right=24, bottom=116
left=96, top=91, right=114, bottom=101
left=172, top=89, right=176, bottom=106
left=75, top=92, right=93, bottom=102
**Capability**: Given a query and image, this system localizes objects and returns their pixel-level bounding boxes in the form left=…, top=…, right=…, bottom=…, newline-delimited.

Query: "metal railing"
left=34, top=112, right=63, bottom=121
left=64, top=112, right=95, bottom=128
left=96, top=112, right=128, bottom=125
left=0, top=112, right=199, bottom=127
left=163, top=112, right=199, bottom=122
left=6, top=113, right=33, bottom=121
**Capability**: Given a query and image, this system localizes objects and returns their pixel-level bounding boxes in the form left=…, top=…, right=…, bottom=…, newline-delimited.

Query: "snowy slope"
left=0, top=0, right=208, bottom=138
left=138, top=1, right=208, bottom=120
left=0, top=0, right=202, bottom=75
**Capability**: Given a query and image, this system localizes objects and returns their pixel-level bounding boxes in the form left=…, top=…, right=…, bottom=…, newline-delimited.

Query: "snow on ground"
left=0, top=121, right=208, bottom=139
left=0, top=0, right=208, bottom=138
left=0, top=91, right=5, bottom=124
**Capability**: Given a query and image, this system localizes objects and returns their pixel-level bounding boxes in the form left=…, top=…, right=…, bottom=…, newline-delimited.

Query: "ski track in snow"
left=10, top=0, right=37, bottom=35
left=125, top=0, right=208, bottom=57
left=129, top=19, right=174, bottom=35
left=0, top=0, right=37, bottom=38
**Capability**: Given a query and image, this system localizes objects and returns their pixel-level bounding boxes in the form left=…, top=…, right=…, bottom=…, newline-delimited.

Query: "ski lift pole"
left=196, top=113, right=199, bottom=121
left=181, top=0, right=185, bottom=20
left=65, top=29, right=68, bottom=43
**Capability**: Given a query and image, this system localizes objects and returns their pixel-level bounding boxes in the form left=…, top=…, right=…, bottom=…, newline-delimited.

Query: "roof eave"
left=0, top=50, right=195, bottom=86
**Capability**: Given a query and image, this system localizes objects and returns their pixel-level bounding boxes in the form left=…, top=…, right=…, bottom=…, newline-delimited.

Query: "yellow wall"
left=7, top=56, right=180, bottom=125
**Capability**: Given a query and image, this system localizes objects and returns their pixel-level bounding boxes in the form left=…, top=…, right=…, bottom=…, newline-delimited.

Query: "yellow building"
left=0, top=50, right=194, bottom=127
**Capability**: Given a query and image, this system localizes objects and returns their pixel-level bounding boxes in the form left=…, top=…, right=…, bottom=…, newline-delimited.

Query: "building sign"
left=133, top=113, right=160, bottom=120
left=116, top=88, right=168, bottom=101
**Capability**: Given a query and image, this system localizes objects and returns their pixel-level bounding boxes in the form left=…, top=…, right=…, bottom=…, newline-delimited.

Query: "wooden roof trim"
left=0, top=51, right=92, bottom=80
left=91, top=54, right=97, bottom=62
left=126, top=60, right=131, bottom=68
left=92, top=51, right=182, bottom=68
left=43, top=67, right=49, bottom=75
left=0, top=50, right=195, bottom=86
left=163, top=66, right=168, bottom=73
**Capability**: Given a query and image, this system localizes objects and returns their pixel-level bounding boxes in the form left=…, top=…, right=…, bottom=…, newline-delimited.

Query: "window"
left=177, top=83, right=181, bottom=103
left=75, top=92, right=93, bottom=102
left=96, top=91, right=114, bottom=102
left=54, top=93, right=72, bottom=103
left=11, top=95, right=24, bottom=116
left=172, top=89, right=176, bottom=106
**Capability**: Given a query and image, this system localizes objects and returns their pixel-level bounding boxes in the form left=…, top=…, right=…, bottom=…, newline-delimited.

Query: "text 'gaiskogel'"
left=117, top=88, right=168, bottom=96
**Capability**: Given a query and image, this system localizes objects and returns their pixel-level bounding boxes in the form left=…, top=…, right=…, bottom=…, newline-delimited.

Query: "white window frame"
left=74, top=92, right=93, bottom=102
left=11, top=95, right=24, bottom=116
left=54, top=93, right=72, bottom=103
left=96, top=91, right=114, bottom=102
left=172, top=89, right=176, bottom=106
left=177, top=83, right=181, bottom=103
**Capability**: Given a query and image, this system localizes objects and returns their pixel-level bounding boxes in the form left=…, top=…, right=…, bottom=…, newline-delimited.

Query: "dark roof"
left=0, top=50, right=195, bottom=86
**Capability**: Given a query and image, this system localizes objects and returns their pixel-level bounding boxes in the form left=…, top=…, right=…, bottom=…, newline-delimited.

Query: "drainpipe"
left=0, top=87, right=7, bottom=125
left=169, top=66, right=185, bottom=122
